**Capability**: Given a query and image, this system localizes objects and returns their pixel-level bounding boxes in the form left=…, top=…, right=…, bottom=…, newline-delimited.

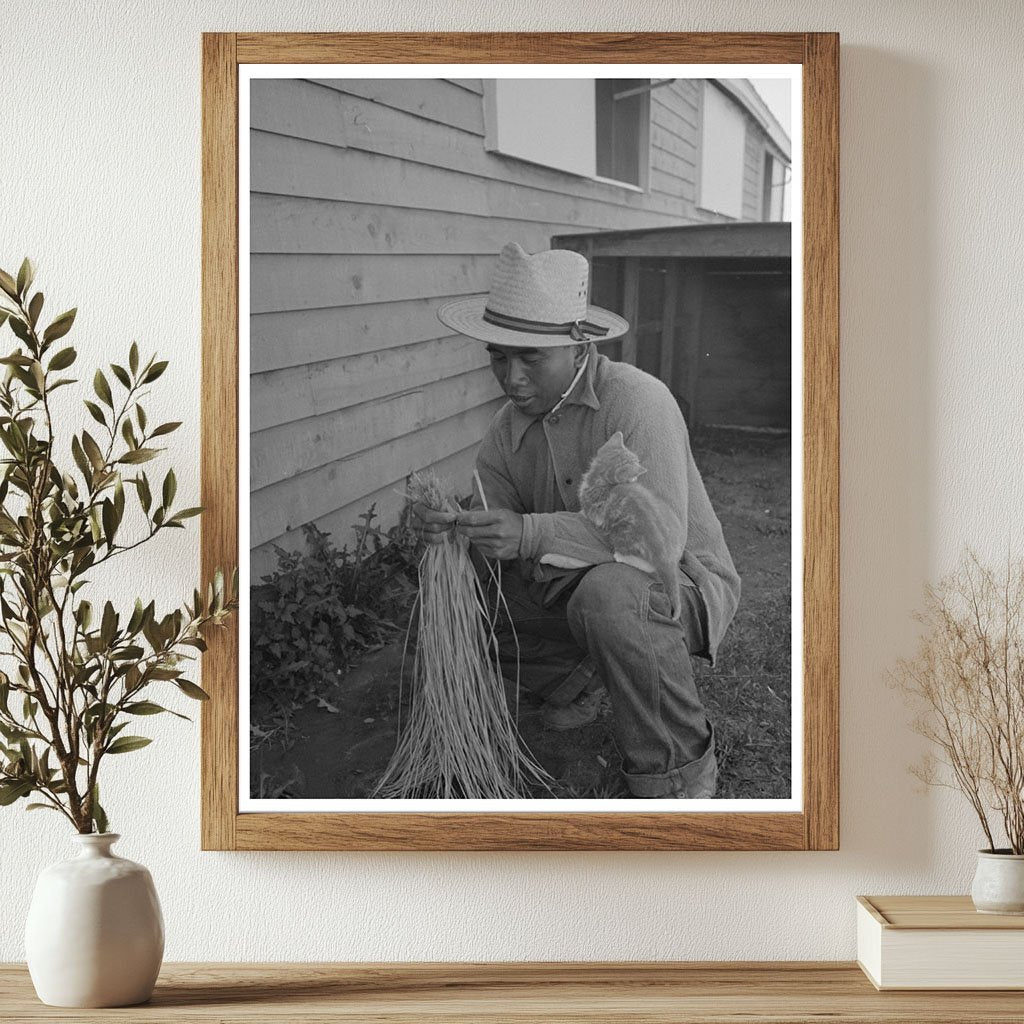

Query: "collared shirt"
left=474, top=344, right=741, bottom=664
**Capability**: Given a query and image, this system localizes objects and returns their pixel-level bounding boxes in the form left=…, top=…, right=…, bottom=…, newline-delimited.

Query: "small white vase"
left=970, top=849, right=1024, bottom=915
left=24, top=833, right=164, bottom=1007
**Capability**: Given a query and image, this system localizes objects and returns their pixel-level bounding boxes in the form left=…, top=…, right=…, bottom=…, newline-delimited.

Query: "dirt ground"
left=252, top=426, right=791, bottom=801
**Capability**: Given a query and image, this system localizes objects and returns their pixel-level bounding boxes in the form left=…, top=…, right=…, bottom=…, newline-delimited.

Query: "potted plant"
left=0, top=259, right=237, bottom=1005
left=894, top=550, right=1024, bottom=913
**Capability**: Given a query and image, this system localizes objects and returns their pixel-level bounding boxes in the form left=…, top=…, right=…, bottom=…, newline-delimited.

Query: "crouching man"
left=413, top=242, right=740, bottom=799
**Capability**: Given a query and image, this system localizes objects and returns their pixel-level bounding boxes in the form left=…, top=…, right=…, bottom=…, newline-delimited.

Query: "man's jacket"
left=473, top=344, right=741, bottom=665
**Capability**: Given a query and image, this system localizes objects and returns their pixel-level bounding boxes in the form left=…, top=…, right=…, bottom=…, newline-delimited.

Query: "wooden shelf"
left=3, top=962, right=1024, bottom=1022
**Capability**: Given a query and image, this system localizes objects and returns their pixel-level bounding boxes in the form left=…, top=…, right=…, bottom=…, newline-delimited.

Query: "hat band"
left=483, top=307, right=610, bottom=343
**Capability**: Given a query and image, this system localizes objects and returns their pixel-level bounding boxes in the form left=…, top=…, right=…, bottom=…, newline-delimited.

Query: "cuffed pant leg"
left=566, top=562, right=714, bottom=797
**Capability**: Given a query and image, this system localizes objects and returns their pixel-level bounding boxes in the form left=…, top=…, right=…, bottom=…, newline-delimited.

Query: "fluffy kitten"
left=578, top=431, right=686, bottom=620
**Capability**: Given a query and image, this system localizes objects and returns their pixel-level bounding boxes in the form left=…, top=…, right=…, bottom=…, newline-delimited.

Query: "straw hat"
left=437, top=242, right=629, bottom=348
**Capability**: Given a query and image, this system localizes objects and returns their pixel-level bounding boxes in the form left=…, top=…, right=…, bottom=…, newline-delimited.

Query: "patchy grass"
left=253, top=426, right=792, bottom=801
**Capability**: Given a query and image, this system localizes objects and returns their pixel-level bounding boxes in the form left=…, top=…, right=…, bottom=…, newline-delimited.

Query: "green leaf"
left=105, top=735, right=152, bottom=755
left=16, top=258, right=34, bottom=298
left=136, top=472, right=152, bottom=513
left=93, top=369, right=113, bottom=409
left=100, top=601, right=117, bottom=647
left=110, top=363, right=131, bottom=389
left=168, top=506, right=203, bottom=523
left=129, top=342, right=139, bottom=376
left=81, top=431, right=105, bottom=472
left=71, top=435, right=92, bottom=483
left=0, top=269, right=18, bottom=300
left=136, top=404, right=147, bottom=432
left=176, top=679, right=210, bottom=701
left=42, top=308, right=76, bottom=344
left=101, top=498, right=117, bottom=547
left=0, top=352, right=33, bottom=366
left=118, top=448, right=158, bottom=465
left=48, top=346, right=76, bottom=371
left=76, top=599, right=93, bottom=631
left=142, top=360, right=168, bottom=383
left=84, top=400, right=107, bottom=427
left=162, top=468, right=176, bottom=509
left=26, top=802, right=61, bottom=813
left=121, top=418, right=137, bottom=450
left=8, top=317, right=31, bottom=344
left=124, top=700, right=188, bottom=722
left=150, top=421, right=181, bottom=438
left=27, top=292, right=43, bottom=328
left=0, top=779, right=33, bottom=805
left=100, top=602, right=118, bottom=643
left=114, top=475, right=125, bottom=522
left=91, top=785, right=108, bottom=834
left=124, top=700, right=165, bottom=715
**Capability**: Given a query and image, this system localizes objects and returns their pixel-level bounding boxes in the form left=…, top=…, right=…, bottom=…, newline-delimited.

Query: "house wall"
left=249, top=75, right=784, bottom=575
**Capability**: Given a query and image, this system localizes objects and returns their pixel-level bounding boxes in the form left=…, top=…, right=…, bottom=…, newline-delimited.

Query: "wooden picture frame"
left=201, top=32, right=839, bottom=851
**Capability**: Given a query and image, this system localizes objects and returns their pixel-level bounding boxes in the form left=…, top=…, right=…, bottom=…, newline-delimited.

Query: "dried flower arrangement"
left=893, top=550, right=1024, bottom=854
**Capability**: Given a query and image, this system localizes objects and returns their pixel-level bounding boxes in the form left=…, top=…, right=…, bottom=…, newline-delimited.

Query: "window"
left=595, top=80, right=647, bottom=186
left=762, top=152, right=788, bottom=221
left=483, top=79, right=649, bottom=188
left=699, top=83, right=746, bottom=218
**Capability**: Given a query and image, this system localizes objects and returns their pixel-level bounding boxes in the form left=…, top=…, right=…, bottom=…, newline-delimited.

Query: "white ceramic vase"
left=970, top=849, right=1024, bottom=915
left=24, top=833, right=164, bottom=1007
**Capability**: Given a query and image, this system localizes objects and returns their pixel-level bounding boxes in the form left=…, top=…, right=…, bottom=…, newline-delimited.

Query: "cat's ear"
left=609, top=431, right=624, bottom=446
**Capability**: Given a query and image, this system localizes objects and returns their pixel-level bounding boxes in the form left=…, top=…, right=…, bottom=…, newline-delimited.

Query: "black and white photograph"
left=241, top=66, right=800, bottom=809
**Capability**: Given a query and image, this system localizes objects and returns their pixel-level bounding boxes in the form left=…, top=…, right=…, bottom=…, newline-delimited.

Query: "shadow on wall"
left=839, top=48, right=937, bottom=868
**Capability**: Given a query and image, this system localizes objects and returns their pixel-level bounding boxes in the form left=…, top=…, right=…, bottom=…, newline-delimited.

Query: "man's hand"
left=409, top=501, right=458, bottom=545
left=455, top=508, right=524, bottom=560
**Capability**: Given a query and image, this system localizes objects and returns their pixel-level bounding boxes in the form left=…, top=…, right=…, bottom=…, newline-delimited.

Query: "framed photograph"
left=201, top=32, right=838, bottom=850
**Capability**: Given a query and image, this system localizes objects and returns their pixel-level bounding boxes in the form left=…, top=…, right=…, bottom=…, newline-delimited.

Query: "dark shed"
left=552, top=222, right=792, bottom=430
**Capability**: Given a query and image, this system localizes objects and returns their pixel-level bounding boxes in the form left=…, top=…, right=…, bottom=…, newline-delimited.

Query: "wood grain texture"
left=3, top=962, right=1022, bottom=1023
left=801, top=32, right=841, bottom=852
left=202, top=32, right=840, bottom=851
left=200, top=32, right=238, bottom=852
left=234, top=811, right=806, bottom=852
left=861, top=895, right=1024, bottom=930
left=236, top=32, right=808, bottom=64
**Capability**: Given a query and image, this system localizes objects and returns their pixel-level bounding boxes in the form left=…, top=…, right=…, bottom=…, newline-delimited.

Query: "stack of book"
left=857, top=895, right=1024, bottom=990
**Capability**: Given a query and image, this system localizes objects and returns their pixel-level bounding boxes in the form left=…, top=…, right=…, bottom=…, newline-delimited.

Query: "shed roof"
left=552, top=221, right=791, bottom=259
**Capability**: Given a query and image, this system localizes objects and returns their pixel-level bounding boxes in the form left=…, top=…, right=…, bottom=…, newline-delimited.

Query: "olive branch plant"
left=0, top=258, right=237, bottom=834
left=893, top=550, right=1024, bottom=854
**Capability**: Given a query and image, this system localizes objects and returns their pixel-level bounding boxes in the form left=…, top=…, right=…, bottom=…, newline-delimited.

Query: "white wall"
left=2, top=0, right=1022, bottom=962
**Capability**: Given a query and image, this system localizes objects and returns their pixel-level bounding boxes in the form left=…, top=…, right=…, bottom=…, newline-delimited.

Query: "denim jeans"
left=477, top=555, right=716, bottom=798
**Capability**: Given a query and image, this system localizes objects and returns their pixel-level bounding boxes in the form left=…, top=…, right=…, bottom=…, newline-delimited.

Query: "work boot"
left=659, top=746, right=718, bottom=799
left=541, top=688, right=605, bottom=731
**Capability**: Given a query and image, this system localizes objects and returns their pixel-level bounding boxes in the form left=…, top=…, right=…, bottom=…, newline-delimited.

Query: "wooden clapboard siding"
left=251, top=249, right=494, bottom=314
left=251, top=196, right=568, bottom=256
left=250, top=76, right=790, bottom=564
left=311, top=78, right=486, bottom=134
left=446, top=78, right=484, bottom=94
left=651, top=95, right=699, bottom=141
left=254, top=80, right=694, bottom=219
left=251, top=334, right=490, bottom=432
left=253, top=297, right=466, bottom=373
left=251, top=130, right=687, bottom=229
left=743, top=124, right=764, bottom=221
left=251, top=252, right=496, bottom=315
left=650, top=124, right=697, bottom=165
left=251, top=366, right=500, bottom=490
left=251, top=440, right=482, bottom=580
left=252, top=400, right=502, bottom=548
